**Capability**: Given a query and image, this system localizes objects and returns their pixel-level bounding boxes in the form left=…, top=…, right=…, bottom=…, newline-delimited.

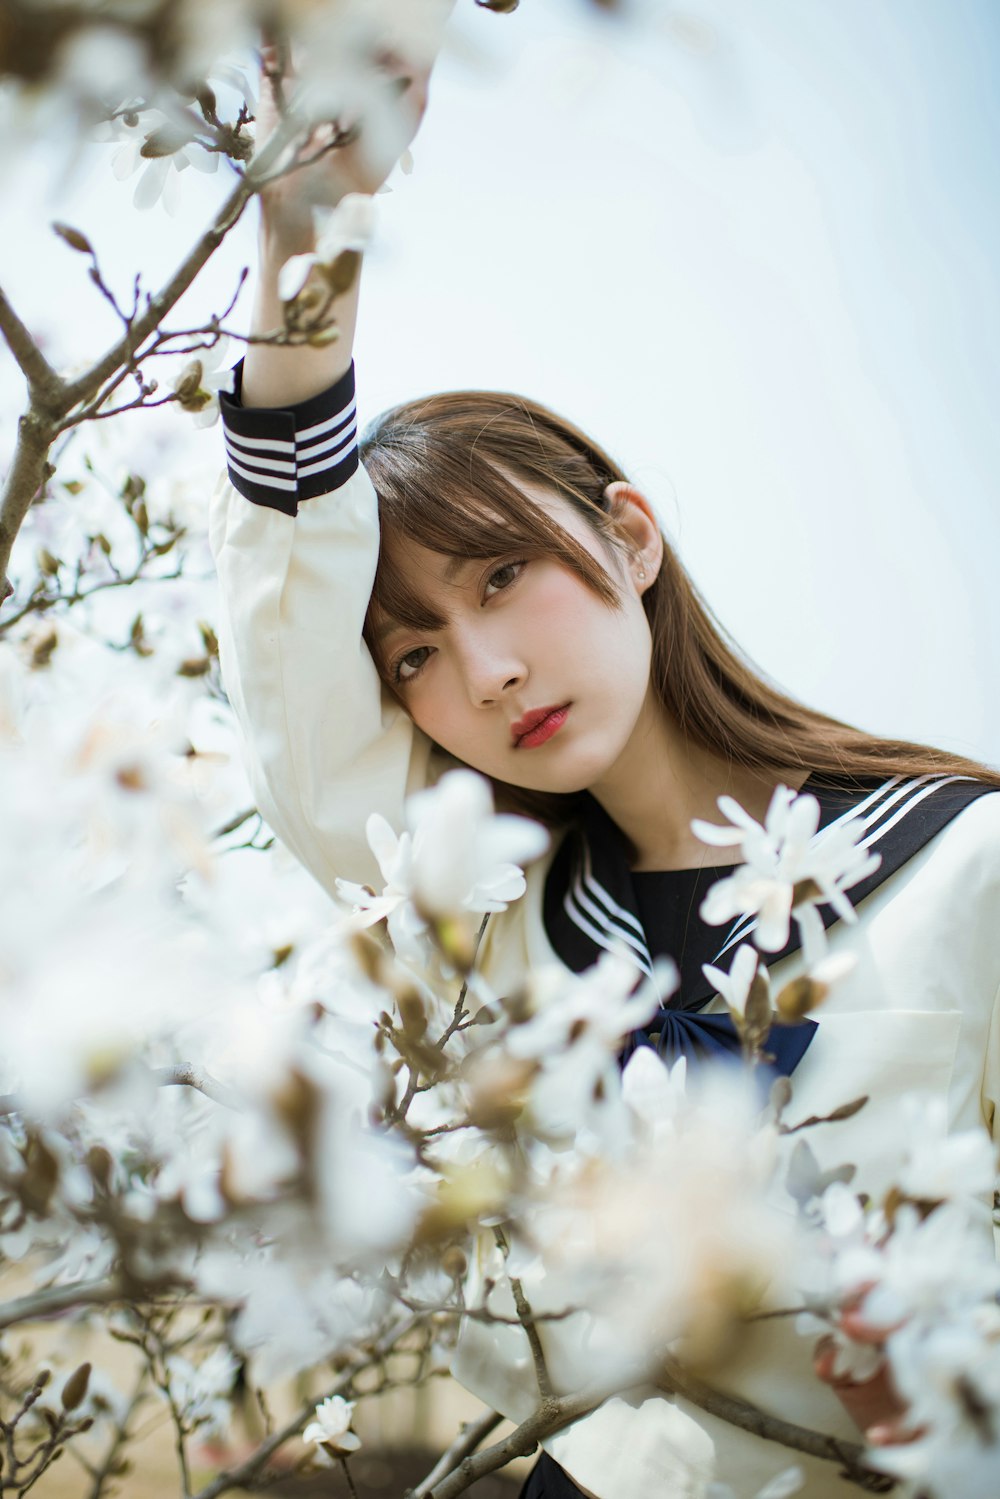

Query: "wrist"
left=258, top=197, right=317, bottom=266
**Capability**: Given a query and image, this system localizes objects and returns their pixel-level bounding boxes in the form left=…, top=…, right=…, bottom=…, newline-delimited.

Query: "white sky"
left=2, top=0, right=998, bottom=764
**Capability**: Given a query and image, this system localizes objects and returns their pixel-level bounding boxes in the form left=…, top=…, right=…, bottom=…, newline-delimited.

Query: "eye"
left=393, top=645, right=433, bottom=684
left=483, top=559, right=526, bottom=600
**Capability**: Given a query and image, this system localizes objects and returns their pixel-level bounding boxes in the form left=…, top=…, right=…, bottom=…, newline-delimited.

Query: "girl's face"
left=374, top=483, right=662, bottom=795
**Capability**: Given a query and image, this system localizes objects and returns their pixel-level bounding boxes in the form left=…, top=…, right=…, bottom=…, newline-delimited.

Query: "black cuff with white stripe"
left=219, top=360, right=359, bottom=516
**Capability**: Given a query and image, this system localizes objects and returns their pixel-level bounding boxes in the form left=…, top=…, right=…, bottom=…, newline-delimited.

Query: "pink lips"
left=511, top=704, right=571, bottom=749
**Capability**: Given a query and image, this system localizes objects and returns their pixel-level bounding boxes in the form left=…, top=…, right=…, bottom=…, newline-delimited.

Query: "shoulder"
left=854, top=786, right=1000, bottom=1000
left=915, top=787, right=1000, bottom=888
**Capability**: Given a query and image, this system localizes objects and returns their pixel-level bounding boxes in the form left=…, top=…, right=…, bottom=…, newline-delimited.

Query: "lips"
left=511, top=704, right=571, bottom=749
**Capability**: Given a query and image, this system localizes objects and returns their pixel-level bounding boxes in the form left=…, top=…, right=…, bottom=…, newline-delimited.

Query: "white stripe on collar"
left=580, top=841, right=647, bottom=940
left=565, top=873, right=654, bottom=976
left=713, top=775, right=972, bottom=961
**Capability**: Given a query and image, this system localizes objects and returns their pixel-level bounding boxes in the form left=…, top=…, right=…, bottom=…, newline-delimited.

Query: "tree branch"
left=657, top=1356, right=895, bottom=1494
left=508, top=1273, right=553, bottom=1401
left=151, top=1064, right=245, bottom=1112
left=0, top=284, right=62, bottom=403
left=59, top=176, right=254, bottom=418
left=189, top=1315, right=422, bottom=1499
left=0, top=109, right=316, bottom=605
left=0, top=405, right=59, bottom=601
left=0, top=1276, right=125, bottom=1331
left=408, top=1409, right=504, bottom=1499
left=427, top=1388, right=604, bottom=1499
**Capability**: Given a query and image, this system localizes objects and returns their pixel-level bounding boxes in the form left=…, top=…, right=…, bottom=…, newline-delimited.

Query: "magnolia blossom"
left=278, top=194, right=378, bottom=302
left=107, top=107, right=222, bottom=214
left=519, top=1060, right=793, bottom=1380
left=336, top=769, right=548, bottom=962
left=303, top=1394, right=361, bottom=1455
left=504, top=955, right=668, bottom=1143
left=893, top=1095, right=998, bottom=1204
left=702, top=941, right=762, bottom=1019
left=171, top=338, right=236, bottom=428
left=873, top=1309, right=1000, bottom=1498
left=694, top=786, right=880, bottom=964
left=166, top=1347, right=240, bottom=1436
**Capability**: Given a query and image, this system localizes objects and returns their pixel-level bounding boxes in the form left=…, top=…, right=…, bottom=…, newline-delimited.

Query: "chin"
left=502, top=744, right=621, bottom=798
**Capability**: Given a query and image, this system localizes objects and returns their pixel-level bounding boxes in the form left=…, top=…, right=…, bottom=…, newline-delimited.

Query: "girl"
left=210, top=49, right=1000, bottom=1499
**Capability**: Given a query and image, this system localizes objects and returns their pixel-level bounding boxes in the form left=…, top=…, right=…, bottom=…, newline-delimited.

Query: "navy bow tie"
left=621, top=1008, right=818, bottom=1079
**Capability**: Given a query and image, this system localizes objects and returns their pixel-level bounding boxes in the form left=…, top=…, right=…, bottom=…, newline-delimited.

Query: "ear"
left=603, top=482, right=664, bottom=595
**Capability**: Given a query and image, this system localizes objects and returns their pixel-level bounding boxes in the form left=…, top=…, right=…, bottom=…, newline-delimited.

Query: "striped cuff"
left=219, top=361, right=359, bottom=516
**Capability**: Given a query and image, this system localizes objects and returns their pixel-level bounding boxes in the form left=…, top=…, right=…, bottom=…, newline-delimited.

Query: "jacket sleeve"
left=209, top=361, right=436, bottom=896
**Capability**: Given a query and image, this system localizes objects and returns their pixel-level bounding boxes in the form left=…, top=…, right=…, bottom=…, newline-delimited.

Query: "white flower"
left=109, top=107, right=220, bottom=214
left=702, top=942, right=762, bottom=1019
left=407, top=770, right=549, bottom=916
left=337, top=771, right=548, bottom=962
left=508, top=955, right=665, bottom=1064
left=303, top=1394, right=361, bottom=1455
left=850, top=1201, right=1000, bottom=1333
left=166, top=1346, right=239, bottom=1435
left=621, top=1046, right=687, bottom=1137
left=507, top=956, right=672, bottom=1142
left=695, top=786, right=880, bottom=963
left=873, top=1310, right=1000, bottom=1498
left=171, top=338, right=235, bottom=428
left=894, top=1096, right=998, bottom=1204
left=278, top=194, right=378, bottom=301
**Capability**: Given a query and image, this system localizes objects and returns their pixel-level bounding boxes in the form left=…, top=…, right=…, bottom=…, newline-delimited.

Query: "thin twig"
left=0, top=557, right=185, bottom=637
left=427, top=1388, right=604, bottom=1499
left=507, top=1272, right=553, bottom=1401
left=151, top=1064, right=245, bottom=1112
left=210, top=808, right=259, bottom=840
left=189, top=1316, right=422, bottom=1499
left=85, top=1368, right=149, bottom=1499
left=407, top=1410, right=504, bottom=1499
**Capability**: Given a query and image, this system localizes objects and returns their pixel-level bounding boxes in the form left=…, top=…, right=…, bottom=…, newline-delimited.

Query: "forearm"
left=241, top=210, right=360, bottom=410
left=237, top=42, right=430, bottom=411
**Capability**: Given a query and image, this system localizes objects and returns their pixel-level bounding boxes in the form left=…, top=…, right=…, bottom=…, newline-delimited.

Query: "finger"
left=867, top=1418, right=926, bottom=1448
left=840, top=1306, right=902, bottom=1344
left=812, top=1335, right=841, bottom=1384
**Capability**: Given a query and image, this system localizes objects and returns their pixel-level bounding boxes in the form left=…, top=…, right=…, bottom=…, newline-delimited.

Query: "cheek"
left=529, top=566, right=610, bottom=639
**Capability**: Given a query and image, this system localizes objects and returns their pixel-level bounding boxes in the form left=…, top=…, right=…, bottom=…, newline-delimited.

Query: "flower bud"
left=774, top=976, right=828, bottom=1022
left=53, top=223, right=92, bottom=255
left=441, top=1245, right=468, bottom=1280
left=61, top=1363, right=91, bottom=1412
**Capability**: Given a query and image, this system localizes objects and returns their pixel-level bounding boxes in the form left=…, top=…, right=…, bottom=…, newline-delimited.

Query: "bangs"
left=361, top=396, right=627, bottom=669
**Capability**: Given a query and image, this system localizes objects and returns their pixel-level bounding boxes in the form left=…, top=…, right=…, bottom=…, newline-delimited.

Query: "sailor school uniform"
left=211, top=363, right=1000, bottom=1499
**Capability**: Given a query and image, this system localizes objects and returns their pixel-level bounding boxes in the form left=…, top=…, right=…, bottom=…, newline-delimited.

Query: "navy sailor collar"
left=544, top=773, right=996, bottom=1015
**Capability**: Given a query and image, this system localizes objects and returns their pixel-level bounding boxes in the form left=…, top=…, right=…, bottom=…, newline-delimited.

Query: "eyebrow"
left=443, top=554, right=475, bottom=583
left=371, top=556, right=477, bottom=646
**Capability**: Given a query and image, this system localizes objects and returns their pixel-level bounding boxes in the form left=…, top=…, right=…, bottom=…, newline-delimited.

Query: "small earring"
left=637, top=568, right=646, bottom=582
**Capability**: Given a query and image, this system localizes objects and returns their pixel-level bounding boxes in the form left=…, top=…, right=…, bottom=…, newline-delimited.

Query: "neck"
left=587, top=689, right=800, bottom=872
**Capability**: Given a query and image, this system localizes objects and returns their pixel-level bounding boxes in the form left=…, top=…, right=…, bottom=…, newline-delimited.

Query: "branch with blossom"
left=2, top=7, right=999, bottom=1498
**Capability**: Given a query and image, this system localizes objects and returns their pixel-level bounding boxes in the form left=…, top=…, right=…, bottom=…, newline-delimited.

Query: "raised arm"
left=242, top=51, right=429, bottom=408
left=208, top=49, right=438, bottom=898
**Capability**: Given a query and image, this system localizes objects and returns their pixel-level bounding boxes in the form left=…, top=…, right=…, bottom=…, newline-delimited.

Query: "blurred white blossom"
left=337, top=769, right=547, bottom=963
left=278, top=194, right=378, bottom=302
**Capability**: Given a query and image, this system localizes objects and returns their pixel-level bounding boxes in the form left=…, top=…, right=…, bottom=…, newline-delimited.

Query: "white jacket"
left=211, top=368, right=1000, bottom=1498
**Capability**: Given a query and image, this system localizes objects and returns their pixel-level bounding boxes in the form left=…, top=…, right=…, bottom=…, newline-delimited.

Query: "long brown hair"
left=360, top=390, right=1000, bottom=822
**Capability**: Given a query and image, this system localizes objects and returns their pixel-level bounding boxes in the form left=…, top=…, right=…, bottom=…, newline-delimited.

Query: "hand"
left=813, top=1297, right=921, bottom=1447
left=254, top=40, right=432, bottom=255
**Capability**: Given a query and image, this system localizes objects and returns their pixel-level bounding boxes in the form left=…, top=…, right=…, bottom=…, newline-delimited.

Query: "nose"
left=456, top=629, right=526, bottom=707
